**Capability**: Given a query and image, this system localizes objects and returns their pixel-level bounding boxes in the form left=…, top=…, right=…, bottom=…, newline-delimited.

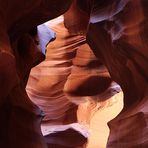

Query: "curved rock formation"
left=26, top=15, right=85, bottom=124
left=0, top=0, right=72, bottom=148
left=0, top=0, right=147, bottom=147
left=85, top=0, right=148, bottom=147
left=26, top=2, right=121, bottom=132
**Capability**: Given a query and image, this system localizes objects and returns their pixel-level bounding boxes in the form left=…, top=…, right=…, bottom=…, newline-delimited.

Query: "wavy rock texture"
left=27, top=16, right=86, bottom=124
left=27, top=15, right=116, bottom=124
left=86, top=0, right=148, bottom=147
left=0, top=0, right=147, bottom=147
left=27, top=9, right=123, bottom=148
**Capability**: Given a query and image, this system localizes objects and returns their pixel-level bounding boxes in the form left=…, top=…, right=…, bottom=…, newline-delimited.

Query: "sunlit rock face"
left=62, top=0, right=117, bottom=103
left=0, top=1, right=72, bottom=148
left=26, top=16, right=84, bottom=124
left=0, top=0, right=147, bottom=147
left=86, top=0, right=148, bottom=147
left=26, top=0, right=116, bottom=127
left=26, top=15, right=114, bottom=125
